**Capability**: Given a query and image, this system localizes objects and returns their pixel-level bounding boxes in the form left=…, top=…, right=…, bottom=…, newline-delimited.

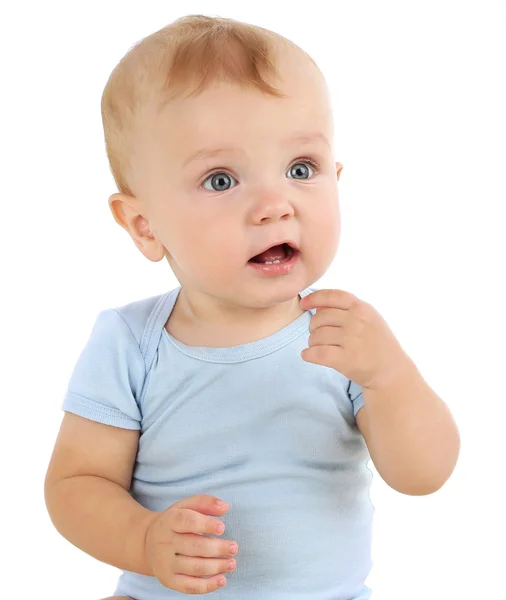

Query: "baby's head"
left=102, top=15, right=342, bottom=309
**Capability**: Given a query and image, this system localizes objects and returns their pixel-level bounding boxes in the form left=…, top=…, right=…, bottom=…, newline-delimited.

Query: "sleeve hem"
left=62, top=392, right=141, bottom=430
left=352, top=392, right=365, bottom=417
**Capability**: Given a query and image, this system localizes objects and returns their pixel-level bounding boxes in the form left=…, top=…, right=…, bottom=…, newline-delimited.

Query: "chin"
left=242, top=275, right=315, bottom=308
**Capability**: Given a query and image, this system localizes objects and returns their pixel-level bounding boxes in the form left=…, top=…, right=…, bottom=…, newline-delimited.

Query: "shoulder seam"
left=110, top=308, right=147, bottom=378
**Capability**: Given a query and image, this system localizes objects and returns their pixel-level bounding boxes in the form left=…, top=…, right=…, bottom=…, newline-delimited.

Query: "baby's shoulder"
left=111, top=291, right=169, bottom=345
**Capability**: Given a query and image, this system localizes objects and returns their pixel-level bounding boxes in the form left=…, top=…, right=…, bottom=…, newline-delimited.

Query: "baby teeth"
left=264, top=260, right=281, bottom=265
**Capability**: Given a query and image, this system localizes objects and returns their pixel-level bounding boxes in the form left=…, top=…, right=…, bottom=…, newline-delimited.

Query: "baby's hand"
left=144, top=494, right=238, bottom=594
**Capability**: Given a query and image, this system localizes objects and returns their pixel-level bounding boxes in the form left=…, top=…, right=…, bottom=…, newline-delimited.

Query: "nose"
left=249, top=188, right=295, bottom=225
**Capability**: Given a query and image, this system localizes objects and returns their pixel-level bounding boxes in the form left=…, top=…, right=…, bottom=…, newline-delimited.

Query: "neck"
left=170, top=287, right=305, bottom=346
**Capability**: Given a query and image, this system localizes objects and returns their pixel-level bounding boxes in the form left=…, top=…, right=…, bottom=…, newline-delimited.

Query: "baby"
left=44, top=14, right=460, bottom=600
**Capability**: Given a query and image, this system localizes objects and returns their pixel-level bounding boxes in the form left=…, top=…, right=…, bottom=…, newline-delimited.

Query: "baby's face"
left=130, top=48, right=341, bottom=308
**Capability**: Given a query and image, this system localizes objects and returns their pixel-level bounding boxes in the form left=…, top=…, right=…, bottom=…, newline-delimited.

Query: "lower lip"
left=247, top=250, right=300, bottom=277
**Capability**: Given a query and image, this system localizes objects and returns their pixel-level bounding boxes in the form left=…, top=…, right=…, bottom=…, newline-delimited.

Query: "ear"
left=336, top=162, right=344, bottom=180
left=108, top=193, right=165, bottom=262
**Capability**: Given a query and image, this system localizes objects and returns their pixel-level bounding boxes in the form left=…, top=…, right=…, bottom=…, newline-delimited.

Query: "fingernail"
left=216, top=522, right=225, bottom=534
left=229, top=543, right=238, bottom=554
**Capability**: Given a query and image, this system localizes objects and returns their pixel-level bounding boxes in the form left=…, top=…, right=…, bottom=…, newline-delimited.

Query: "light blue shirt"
left=63, top=286, right=374, bottom=599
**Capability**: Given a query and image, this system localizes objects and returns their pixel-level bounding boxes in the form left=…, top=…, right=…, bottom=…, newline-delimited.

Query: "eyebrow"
left=182, top=132, right=331, bottom=168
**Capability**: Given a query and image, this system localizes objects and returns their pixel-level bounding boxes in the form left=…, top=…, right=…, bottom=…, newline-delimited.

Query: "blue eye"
left=202, top=160, right=318, bottom=192
left=287, top=162, right=316, bottom=180
left=202, top=172, right=238, bottom=192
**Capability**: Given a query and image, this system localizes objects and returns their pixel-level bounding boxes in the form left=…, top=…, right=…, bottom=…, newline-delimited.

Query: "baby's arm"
left=44, top=412, right=156, bottom=575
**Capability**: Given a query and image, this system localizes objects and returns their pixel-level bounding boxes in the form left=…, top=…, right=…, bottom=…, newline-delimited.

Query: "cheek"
left=167, top=212, right=244, bottom=274
left=309, top=193, right=341, bottom=253
left=328, top=210, right=341, bottom=251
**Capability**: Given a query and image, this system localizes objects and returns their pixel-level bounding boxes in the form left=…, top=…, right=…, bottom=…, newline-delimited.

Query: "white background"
left=1, top=1, right=505, bottom=598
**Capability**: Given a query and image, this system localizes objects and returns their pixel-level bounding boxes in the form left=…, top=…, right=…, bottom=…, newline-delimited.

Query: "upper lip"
left=249, top=239, right=300, bottom=260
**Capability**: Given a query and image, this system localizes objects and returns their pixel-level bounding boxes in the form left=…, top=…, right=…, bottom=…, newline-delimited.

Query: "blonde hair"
left=101, top=15, right=318, bottom=196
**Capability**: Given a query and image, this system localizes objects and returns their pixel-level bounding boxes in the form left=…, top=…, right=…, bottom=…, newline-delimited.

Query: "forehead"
left=209, top=92, right=322, bottom=129
left=150, top=88, right=331, bottom=164
left=145, top=44, right=331, bottom=138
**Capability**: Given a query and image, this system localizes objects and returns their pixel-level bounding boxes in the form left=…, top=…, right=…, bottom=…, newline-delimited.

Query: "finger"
left=300, top=289, right=357, bottom=310
left=302, top=344, right=343, bottom=368
left=176, top=532, right=239, bottom=559
left=171, top=572, right=228, bottom=594
left=308, top=307, right=347, bottom=332
left=171, top=494, right=231, bottom=517
left=174, top=554, right=236, bottom=578
left=309, top=326, right=345, bottom=347
left=171, top=508, right=228, bottom=537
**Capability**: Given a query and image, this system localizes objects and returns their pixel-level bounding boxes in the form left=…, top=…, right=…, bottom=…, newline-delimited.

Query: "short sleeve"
left=347, top=379, right=365, bottom=417
left=62, top=309, right=146, bottom=430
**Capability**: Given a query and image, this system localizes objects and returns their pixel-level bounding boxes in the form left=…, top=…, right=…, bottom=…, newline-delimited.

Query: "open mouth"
left=248, top=243, right=298, bottom=265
